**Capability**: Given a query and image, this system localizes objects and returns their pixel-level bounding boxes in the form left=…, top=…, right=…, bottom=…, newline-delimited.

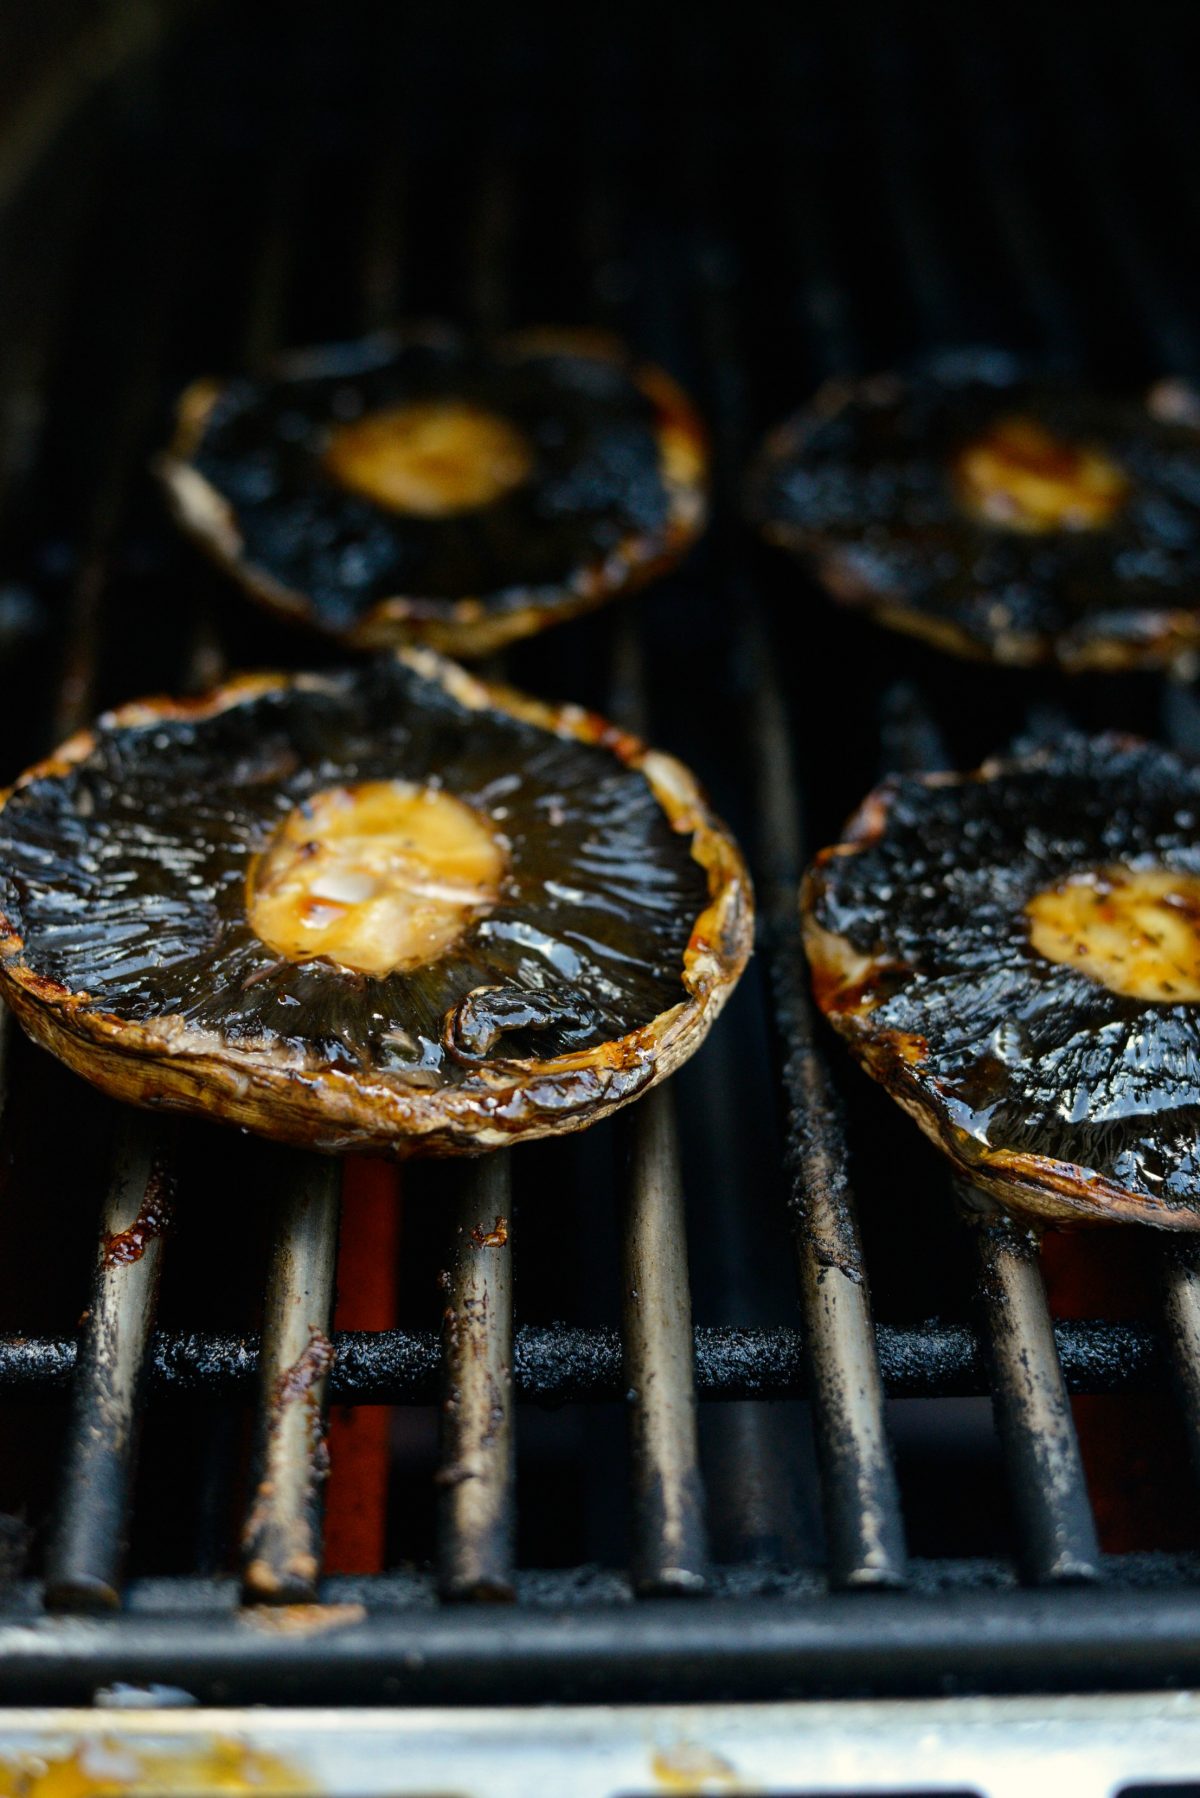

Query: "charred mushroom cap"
left=802, top=735, right=1200, bottom=1229
left=159, top=325, right=708, bottom=658
left=0, top=650, right=751, bottom=1157
left=747, top=349, right=1200, bottom=673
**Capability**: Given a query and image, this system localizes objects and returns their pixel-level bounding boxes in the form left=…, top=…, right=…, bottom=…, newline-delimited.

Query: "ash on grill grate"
left=0, top=0, right=1198, bottom=1709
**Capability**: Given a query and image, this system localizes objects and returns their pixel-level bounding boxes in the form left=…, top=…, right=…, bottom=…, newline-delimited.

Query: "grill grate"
left=0, top=0, right=1199, bottom=1710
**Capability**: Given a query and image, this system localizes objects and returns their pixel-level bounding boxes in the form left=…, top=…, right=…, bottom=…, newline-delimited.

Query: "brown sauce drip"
left=102, top=1167, right=173, bottom=1269
left=273, top=1328, right=335, bottom=1408
left=471, top=1215, right=509, bottom=1248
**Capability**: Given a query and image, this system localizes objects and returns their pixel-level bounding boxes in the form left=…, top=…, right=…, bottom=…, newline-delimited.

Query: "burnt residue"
left=102, top=1165, right=174, bottom=1269
left=272, top=1326, right=334, bottom=1409
left=471, top=1216, right=509, bottom=1249
left=0, top=1336, right=78, bottom=1390
left=176, top=327, right=693, bottom=637
left=242, top=1315, right=335, bottom=1599
left=0, top=1319, right=1164, bottom=1400
left=805, top=733, right=1200, bottom=1221
left=748, top=349, right=1200, bottom=669
left=967, top=1207, right=1044, bottom=1314
left=0, top=656, right=708, bottom=1080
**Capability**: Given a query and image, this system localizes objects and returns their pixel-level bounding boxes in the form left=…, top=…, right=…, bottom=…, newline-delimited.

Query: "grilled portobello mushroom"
left=0, top=651, right=751, bottom=1156
left=748, top=350, right=1200, bottom=672
left=802, top=734, right=1200, bottom=1228
left=160, top=325, right=707, bottom=658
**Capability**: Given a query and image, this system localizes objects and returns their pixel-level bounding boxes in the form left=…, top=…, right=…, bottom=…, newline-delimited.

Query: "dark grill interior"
left=2, top=0, right=1200, bottom=1705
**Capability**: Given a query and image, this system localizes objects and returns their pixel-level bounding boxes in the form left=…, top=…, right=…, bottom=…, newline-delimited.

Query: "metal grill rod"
left=242, top=1153, right=341, bottom=1604
left=745, top=618, right=907, bottom=1589
left=608, top=618, right=708, bottom=1594
left=621, top=1090, right=708, bottom=1594
left=967, top=1205, right=1101, bottom=1585
left=437, top=1156, right=516, bottom=1602
left=884, top=688, right=1101, bottom=1586
left=15, top=1580, right=1200, bottom=1706
left=43, top=1117, right=172, bottom=1610
left=0, top=1315, right=1163, bottom=1402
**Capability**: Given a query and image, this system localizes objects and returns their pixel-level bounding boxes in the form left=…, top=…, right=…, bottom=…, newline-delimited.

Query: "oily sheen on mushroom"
left=802, top=735, right=1200, bottom=1228
left=0, top=651, right=751, bottom=1156
left=747, top=349, right=1200, bottom=672
left=159, top=325, right=708, bottom=658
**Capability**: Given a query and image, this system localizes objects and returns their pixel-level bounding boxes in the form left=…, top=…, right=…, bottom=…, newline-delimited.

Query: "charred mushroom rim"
left=747, top=349, right=1200, bottom=672
left=802, top=734, right=1200, bottom=1229
left=159, top=325, right=708, bottom=658
left=0, top=650, right=751, bottom=1156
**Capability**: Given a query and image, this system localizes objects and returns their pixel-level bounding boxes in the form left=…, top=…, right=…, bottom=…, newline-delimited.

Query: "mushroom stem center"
left=1026, top=864, right=1200, bottom=1002
left=322, top=400, right=533, bottom=516
left=952, top=413, right=1129, bottom=533
left=248, top=781, right=506, bottom=976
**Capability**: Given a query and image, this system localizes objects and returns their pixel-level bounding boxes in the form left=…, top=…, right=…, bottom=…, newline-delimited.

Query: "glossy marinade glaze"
left=0, top=651, right=751, bottom=1156
left=802, top=735, right=1200, bottom=1226
left=161, top=326, right=707, bottom=657
left=748, top=350, right=1200, bottom=672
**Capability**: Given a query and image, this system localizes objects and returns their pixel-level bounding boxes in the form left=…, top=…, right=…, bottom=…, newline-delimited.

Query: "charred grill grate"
left=0, top=0, right=1198, bottom=1708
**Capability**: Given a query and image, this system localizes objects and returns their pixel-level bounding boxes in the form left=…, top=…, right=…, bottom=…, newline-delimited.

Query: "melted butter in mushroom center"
left=1026, top=865, right=1200, bottom=1003
left=322, top=400, right=534, bottom=516
left=248, top=781, right=506, bottom=976
left=952, top=413, right=1130, bottom=533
